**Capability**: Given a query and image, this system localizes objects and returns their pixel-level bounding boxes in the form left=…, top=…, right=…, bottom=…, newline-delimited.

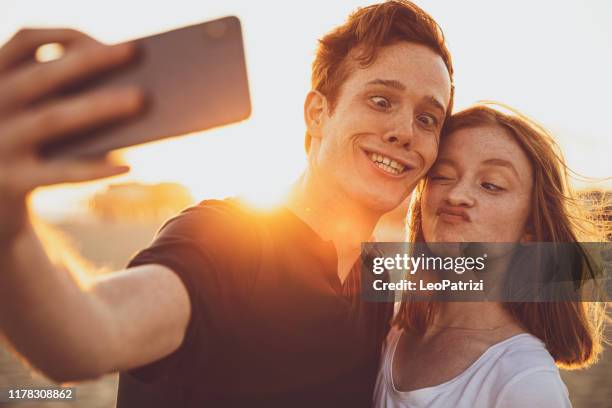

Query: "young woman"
left=374, top=104, right=607, bottom=407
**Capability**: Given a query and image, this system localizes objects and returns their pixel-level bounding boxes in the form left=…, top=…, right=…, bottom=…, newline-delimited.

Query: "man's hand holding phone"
left=0, top=28, right=144, bottom=242
left=0, top=17, right=252, bottom=388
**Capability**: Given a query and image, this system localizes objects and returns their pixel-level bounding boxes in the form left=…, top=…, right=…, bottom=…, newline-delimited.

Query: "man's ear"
left=304, top=90, right=328, bottom=140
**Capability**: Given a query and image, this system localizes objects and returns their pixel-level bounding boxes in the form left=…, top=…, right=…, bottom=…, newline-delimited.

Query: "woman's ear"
left=304, top=90, right=328, bottom=141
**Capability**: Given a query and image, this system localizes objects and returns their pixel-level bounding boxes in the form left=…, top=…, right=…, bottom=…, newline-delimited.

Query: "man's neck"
left=285, top=171, right=381, bottom=263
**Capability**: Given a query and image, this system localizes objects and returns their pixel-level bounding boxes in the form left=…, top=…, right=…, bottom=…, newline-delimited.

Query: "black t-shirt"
left=116, top=198, right=392, bottom=408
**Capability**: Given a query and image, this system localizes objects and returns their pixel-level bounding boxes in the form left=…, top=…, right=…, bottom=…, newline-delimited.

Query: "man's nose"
left=445, top=180, right=475, bottom=207
left=382, top=117, right=414, bottom=148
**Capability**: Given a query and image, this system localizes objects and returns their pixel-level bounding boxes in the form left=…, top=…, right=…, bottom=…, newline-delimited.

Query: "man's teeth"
left=369, top=153, right=406, bottom=175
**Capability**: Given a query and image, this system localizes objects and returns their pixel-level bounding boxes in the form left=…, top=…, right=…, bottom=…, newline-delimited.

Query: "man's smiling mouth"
left=365, top=151, right=408, bottom=176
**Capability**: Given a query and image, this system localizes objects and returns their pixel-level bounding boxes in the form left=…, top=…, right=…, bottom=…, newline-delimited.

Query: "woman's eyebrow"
left=433, top=157, right=456, bottom=167
left=481, top=159, right=520, bottom=179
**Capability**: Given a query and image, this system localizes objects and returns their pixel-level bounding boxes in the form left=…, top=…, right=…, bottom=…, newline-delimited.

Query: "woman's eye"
left=429, top=174, right=452, bottom=182
left=482, top=182, right=503, bottom=191
left=417, top=113, right=438, bottom=128
left=370, top=96, right=390, bottom=109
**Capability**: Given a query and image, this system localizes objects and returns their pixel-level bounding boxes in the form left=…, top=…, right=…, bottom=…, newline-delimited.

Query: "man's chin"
left=363, top=194, right=406, bottom=215
left=342, top=179, right=410, bottom=215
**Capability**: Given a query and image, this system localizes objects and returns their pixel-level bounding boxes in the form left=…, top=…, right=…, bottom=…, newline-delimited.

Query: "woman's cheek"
left=481, top=199, right=526, bottom=241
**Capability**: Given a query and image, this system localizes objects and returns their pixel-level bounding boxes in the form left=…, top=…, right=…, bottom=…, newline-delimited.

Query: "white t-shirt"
left=374, top=326, right=572, bottom=408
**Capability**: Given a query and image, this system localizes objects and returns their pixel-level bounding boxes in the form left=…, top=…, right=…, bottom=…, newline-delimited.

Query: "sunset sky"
left=1, top=0, right=610, bottom=220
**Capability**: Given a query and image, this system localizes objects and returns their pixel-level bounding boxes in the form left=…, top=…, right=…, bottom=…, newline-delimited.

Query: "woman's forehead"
left=436, top=125, right=534, bottom=181
left=439, top=125, right=524, bottom=159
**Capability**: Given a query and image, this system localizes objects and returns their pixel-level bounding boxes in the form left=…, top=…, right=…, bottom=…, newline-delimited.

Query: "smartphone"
left=39, top=16, right=251, bottom=159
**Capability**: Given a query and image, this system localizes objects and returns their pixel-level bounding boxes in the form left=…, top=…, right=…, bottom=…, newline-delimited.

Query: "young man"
left=0, top=1, right=453, bottom=407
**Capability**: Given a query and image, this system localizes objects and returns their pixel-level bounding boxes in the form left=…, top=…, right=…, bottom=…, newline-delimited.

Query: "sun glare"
left=4, top=0, right=611, bottom=220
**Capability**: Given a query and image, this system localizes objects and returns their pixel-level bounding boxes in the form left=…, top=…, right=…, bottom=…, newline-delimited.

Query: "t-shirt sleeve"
left=496, top=369, right=572, bottom=408
left=123, top=200, right=260, bottom=383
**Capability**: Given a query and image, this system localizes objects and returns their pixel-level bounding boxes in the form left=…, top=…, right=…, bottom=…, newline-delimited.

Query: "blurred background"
left=0, top=0, right=610, bottom=407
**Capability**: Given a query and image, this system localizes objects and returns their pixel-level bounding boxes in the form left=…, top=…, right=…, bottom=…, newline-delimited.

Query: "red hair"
left=395, top=104, right=609, bottom=369
left=306, top=0, right=454, bottom=151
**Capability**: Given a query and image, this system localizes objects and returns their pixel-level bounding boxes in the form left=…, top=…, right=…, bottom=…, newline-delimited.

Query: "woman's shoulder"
left=486, top=333, right=571, bottom=407
left=488, top=333, right=558, bottom=376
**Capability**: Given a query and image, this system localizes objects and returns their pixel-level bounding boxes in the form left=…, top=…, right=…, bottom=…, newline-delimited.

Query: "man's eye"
left=417, top=113, right=438, bottom=127
left=482, top=182, right=503, bottom=191
left=370, top=96, right=390, bottom=109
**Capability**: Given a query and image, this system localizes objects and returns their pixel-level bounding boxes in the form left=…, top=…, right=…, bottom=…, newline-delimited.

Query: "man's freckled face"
left=311, top=42, right=451, bottom=213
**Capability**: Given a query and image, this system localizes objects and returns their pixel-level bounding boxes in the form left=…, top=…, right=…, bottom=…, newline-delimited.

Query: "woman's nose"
left=445, top=181, right=475, bottom=207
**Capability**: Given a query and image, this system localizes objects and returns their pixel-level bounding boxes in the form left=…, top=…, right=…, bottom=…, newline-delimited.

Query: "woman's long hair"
left=394, top=104, right=609, bottom=369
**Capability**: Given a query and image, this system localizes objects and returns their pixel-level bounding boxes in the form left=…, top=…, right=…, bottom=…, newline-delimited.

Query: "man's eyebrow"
left=366, top=79, right=406, bottom=91
left=366, top=79, right=447, bottom=115
left=424, top=95, right=447, bottom=116
left=366, top=78, right=446, bottom=115
left=482, top=159, right=520, bottom=179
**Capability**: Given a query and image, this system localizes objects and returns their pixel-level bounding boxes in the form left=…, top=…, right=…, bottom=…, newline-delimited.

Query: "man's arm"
left=0, top=28, right=191, bottom=382
left=2, top=220, right=191, bottom=382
